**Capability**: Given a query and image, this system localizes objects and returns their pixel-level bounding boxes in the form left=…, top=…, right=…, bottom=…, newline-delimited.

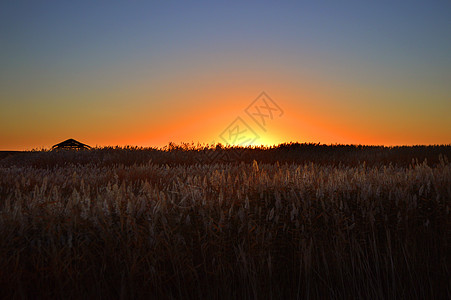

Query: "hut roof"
left=51, top=139, right=91, bottom=150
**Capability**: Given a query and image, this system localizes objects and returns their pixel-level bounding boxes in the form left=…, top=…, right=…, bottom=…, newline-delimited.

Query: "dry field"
left=0, top=144, right=450, bottom=299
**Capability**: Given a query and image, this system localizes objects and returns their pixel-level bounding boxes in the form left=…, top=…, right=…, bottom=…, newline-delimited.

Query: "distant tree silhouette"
left=51, top=139, right=91, bottom=150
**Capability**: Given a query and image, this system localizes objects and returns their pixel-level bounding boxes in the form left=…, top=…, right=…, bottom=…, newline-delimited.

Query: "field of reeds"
left=0, top=143, right=450, bottom=299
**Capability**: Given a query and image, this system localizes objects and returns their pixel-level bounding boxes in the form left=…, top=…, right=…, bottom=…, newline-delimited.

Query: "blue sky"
left=1, top=1, right=450, bottom=149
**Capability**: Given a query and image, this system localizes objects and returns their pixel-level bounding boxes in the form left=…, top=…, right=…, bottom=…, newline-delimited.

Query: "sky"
left=1, top=1, right=450, bottom=150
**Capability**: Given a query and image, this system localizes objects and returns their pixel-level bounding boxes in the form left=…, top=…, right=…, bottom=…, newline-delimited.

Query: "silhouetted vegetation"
left=2, top=142, right=451, bottom=168
left=0, top=143, right=449, bottom=299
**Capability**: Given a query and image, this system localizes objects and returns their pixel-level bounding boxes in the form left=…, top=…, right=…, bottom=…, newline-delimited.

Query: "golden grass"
left=0, top=145, right=449, bottom=299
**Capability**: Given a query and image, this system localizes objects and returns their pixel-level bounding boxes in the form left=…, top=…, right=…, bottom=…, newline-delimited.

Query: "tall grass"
left=0, top=145, right=449, bottom=299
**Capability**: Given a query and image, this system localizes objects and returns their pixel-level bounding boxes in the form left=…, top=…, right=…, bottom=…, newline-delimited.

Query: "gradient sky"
left=1, top=1, right=450, bottom=150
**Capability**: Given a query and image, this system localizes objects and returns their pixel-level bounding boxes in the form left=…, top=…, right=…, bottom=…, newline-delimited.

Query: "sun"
left=249, top=134, right=279, bottom=147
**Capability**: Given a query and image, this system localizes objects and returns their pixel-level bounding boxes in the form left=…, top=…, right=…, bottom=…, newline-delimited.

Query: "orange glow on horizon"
left=1, top=74, right=450, bottom=150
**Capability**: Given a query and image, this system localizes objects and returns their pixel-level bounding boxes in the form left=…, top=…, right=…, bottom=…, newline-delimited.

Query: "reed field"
left=0, top=144, right=450, bottom=299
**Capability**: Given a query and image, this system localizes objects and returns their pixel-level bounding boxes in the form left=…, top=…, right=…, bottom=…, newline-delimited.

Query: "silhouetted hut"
left=51, top=139, right=91, bottom=150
